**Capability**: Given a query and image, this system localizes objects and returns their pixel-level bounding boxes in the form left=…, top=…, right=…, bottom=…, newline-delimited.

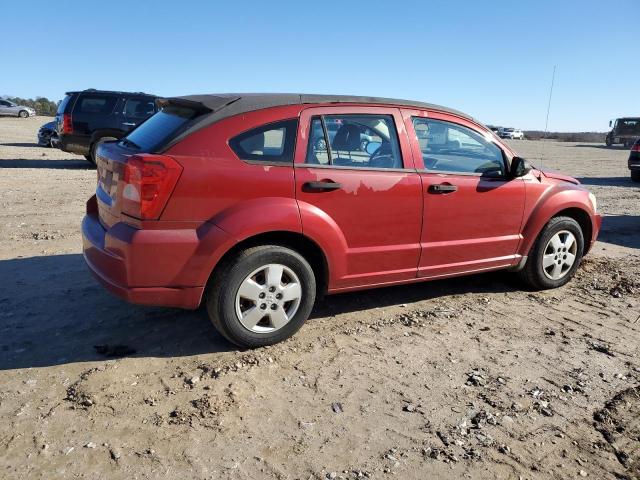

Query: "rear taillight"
left=120, top=155, right=182, bottom=220
left=62, top=113, right=73, bottom=134
left=632, top=142, right=640, bottom=152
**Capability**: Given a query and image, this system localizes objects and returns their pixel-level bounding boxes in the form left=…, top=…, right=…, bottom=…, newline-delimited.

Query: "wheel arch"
left=206, top=230, right=329, bottom=298
left=551, top=207, right=592, bottom=252
left=90, top=129, right=124, bottom=145
left=519, top=199, right=595, bottom=257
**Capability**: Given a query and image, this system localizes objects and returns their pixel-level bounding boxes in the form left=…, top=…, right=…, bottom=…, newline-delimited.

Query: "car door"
left=0, top=100, right=12, bottom=115
left=402, top=109, right=525, bottom=278
left=121, top=97, right=157, bottom=133
left=294, top=106, right=423, bottom=290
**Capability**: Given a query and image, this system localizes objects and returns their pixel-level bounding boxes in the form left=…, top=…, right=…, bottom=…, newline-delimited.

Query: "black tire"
left=605, top=135, right=612, bottom=147
left=206, top=245, right=316, bottom=348
left=631, top=170, right=640, bottom=183
left=18, top=110, right=28, bottom=118
left=518, top=216, right=584, bottom=290
left=89, top=136, right=117, bottom=165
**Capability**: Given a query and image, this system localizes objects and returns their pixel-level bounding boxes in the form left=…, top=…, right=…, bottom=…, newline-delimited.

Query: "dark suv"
left=56, top=89, right=158, bottom=164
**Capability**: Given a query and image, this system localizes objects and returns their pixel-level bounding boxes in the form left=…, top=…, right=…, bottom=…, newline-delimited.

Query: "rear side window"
left=122, top=106, right=198, bottom=152
left=76, top=95, right=117, bottom=114
left=229, top=119, right=298, bottom=163
left=124, top=98, right=156, bottom=117
left=305, top=114, right=403, bottom=169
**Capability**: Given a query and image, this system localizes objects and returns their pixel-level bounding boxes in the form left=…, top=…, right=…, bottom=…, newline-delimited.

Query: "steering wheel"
left=369, top=142, right=396, bottom=167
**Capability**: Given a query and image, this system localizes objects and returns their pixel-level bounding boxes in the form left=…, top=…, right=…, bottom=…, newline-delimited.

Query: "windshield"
left=122, top=106, right=199, bottom=152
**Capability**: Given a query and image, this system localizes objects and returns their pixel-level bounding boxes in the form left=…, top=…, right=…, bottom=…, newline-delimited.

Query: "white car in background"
left=499, top=127, right=525, bottom=140
left=0, top=99, right=36, bottom=117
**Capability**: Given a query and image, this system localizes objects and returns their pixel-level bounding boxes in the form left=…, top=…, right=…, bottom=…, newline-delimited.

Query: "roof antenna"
left=540, top=65, right=557, bottom=171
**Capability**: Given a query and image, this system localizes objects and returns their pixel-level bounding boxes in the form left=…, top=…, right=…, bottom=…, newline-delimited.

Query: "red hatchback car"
left=82, top=94, right=601, bottom=347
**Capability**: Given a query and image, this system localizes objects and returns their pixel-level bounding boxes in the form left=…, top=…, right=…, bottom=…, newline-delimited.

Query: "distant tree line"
left=524, top=131, right=606, bottom=142
left=4, top=96, right=59, bottom=116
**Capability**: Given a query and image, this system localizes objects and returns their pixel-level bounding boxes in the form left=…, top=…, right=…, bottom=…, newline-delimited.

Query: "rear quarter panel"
left=161, top=105, right=303, bottom=229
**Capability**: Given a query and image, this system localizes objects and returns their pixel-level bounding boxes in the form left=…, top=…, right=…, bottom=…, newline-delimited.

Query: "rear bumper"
left=59, top=134, right=90, bottom=155
left=82, top=211, right=233, bottom=309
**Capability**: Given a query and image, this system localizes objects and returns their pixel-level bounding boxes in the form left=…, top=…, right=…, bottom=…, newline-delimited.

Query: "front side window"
left=229, top=119, right=298, bottom=163
left=77, top=95, right=117, bottom=115
left=412, top=118, right=505, bottom=176
left=306, top=114, right=403, bottom=169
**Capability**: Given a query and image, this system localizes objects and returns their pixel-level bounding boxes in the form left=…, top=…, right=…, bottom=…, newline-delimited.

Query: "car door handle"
left=428, top=183, right=458, bottom=194
left=122, top=122, right=136, bottom=126
left=302, top=181, right=342, bottom=192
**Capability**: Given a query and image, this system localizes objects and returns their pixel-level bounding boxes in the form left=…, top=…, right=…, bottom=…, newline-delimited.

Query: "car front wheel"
left=206, top=245, right=316, bottom=348
left=18, top=110, right=28, bottom=118
left=518, top=216, right=584, bottom=290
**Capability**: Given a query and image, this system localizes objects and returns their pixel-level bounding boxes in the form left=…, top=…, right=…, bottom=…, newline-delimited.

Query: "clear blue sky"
left=2, top=0, right=638, bottom=131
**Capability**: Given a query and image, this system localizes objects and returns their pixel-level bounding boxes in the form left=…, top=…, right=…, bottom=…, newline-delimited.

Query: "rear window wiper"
left=120, top=138, right=140, bottom=150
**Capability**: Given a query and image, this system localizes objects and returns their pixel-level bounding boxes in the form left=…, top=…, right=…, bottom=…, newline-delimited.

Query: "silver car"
left=0, top=99, right=36, bottom=117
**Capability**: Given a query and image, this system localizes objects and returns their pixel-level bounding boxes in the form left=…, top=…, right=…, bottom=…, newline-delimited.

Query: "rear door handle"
left=428, top=183, right=458, bottom=194
left=302, top=181, right=342, bottom=192
left=122, top=122, right=136, bottom=126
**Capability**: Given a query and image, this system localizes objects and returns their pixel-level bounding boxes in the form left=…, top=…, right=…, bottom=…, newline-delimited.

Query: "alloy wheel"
left=542, top=230, right=577, bottom=280
left=235, top=263, right=302, bottom=333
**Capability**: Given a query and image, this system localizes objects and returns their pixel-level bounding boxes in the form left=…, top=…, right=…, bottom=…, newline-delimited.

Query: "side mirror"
left=510, top=156, right=531, bottom=178
left=609, top=120, right=612, bottom=128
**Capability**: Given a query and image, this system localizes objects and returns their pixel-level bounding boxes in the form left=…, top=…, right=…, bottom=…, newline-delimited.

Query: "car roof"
left=171, top=92, right=474, bottom=120
left=161, top=93, right=480, bottom=146
left=65, top=89, right=156, bottom=97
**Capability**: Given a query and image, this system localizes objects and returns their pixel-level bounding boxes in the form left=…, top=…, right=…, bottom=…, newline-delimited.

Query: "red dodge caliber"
left=82, top=94, right=602, bottom=347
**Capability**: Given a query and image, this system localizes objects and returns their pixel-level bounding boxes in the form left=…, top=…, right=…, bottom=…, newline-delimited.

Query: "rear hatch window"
left=57, top=94, right=72, bottom=114
left=120, top=106, right=200, bottom=152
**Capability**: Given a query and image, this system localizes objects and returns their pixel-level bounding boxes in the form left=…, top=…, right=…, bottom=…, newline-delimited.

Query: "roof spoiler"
left=155, top=95, right=241, bottom=114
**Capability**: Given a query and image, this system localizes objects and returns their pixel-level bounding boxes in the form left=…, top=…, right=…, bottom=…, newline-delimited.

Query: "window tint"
left=306, top=114, right=402, bottom=169
left=124, top=98, right=156, bottom=117
left=229, top=119, right=298, bottom=163
left=122, top=106, right=199, bottom=152
left=77, top=95, right=117, bottom=115
left=57, top=95, right=71, bottom=114
left=0, top=100, right=9, bottom=106
left=412, top=118, right=505, bottom=176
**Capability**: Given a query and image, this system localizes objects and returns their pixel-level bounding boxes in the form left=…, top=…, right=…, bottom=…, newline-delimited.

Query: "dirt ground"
left=1, top=116, right=639, bottom=480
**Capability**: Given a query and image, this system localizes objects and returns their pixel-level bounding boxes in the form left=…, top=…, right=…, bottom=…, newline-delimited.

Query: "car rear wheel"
left=631, top=170, right=640, bottom=183
left=206, top=245, right=316, bottom=348
left=518, top=216, right=584, bottom=290
left=18, top=110, right=28, bottom=118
